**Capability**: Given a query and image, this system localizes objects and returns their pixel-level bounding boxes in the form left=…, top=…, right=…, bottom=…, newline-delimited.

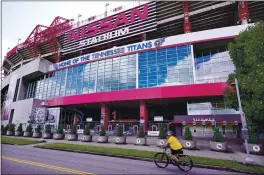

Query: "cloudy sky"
left=2, top=1, right=146, bottom=64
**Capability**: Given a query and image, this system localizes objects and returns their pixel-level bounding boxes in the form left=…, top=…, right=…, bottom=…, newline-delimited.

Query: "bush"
left=99, top=125, right=106, bottom=136
left=45, top=124, right=51, bottom=133
left=116, top=125, right=124, bottom=137
left=35, top=125, right=42, bottom=133
left=137, top=126, right=145, bottom=138
left=56, top=125, right=64, bottom=134
left=69, top=125, right=77, bottom=135
left=26, top=124, right=33, bottom=132
left=8, top=124, right=15, bottom=132
left=17, top=123, right=23, bottom=132
left=212, top=128, right=224, bottom=142
left=158, top=125, right=166, bottom=139
left=2, top=125, right=8, bottom=134
left=183, top=126, right=193, bottom=140
left=83, top=124, right=90, bottom=135
left=248, top=131, right=258, bottom=144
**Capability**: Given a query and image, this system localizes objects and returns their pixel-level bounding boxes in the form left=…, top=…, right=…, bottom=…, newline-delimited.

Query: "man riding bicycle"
left=162, top=131, right=183, bottom=162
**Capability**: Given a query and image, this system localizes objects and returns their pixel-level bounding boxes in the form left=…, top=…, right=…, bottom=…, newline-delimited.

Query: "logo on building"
left=154, top=38, right=166, bottom=48
left=53, top=63, right=59, bottom=70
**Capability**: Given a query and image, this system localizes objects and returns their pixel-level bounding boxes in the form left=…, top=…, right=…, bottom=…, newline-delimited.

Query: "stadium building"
left=1, top=1, right=264, bottom=137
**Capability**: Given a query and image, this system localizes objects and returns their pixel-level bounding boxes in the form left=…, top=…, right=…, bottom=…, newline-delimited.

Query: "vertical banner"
left=32, top=107, right=46, bottom=124
left=2, top=74, right=18, bottom=120
left=45, top=108, right=60, bottom=125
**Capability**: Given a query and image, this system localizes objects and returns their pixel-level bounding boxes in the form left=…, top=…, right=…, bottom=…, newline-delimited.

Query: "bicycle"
left=153, top=147, right=193, bottom=172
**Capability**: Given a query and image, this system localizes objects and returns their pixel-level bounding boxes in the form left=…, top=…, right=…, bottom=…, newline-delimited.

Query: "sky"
left=2, top=1, right=146, bottom=65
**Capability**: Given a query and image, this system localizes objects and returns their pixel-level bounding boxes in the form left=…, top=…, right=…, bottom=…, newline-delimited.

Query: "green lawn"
left=35, top=143, right=264, bottom=174
left=1, top=136, right=42, bottom=145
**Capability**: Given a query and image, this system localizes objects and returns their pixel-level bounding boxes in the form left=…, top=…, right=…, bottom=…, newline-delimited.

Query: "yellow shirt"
left=168, top=136, right=183, bottom=150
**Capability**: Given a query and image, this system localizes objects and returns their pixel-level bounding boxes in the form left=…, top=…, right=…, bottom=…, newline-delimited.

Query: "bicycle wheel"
left=153, top=153, right=169, bottom=168
left=177, top=155, right=193, bottom=172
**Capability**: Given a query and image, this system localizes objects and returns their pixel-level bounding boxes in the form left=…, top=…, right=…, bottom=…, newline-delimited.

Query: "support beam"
left=158, top=1, right=235, bottom=25
left=238, top=1, right=249, bottom=24
left=182, top=1, right=191, bottom=33
left=5, top=59, right=14, bottom=66
left=16, top=50, right=24, bottom=60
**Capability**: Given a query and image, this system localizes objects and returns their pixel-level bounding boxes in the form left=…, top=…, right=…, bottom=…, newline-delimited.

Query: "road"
left=1, top=144, right=249, bottom=175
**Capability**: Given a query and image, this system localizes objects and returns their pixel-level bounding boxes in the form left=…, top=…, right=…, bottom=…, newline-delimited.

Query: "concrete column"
left=101, top=103, right=110, bottom=129
left=140, top=101, right=148, bottom=133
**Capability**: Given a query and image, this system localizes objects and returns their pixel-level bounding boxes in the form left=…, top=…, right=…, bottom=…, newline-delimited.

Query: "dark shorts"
left=171, top=148, right=183, bottom=155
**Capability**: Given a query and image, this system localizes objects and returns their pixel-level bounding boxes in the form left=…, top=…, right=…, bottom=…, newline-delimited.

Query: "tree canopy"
left=224, top=21, right=264, bottom=134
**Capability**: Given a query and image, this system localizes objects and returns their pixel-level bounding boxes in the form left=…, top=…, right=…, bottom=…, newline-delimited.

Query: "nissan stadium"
left=1, top=1, right=264, bottom=138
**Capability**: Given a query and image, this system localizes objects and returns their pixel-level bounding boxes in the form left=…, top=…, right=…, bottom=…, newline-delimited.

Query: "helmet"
left=166, top=131, right=173, bottom=136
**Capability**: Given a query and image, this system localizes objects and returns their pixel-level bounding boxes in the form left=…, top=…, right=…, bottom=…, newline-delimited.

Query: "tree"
left=158, top=125, right=166, bottom=139
left=224, top=21, right=264, bottom=134
left=83, top=124, right=90, bottom=135
left=183, top=126, right=193, bottom=140
left=99, top=125, right=106, bottom=136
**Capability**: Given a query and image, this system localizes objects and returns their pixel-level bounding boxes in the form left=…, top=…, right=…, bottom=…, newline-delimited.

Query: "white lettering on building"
left=79, top=27, right=130, bottom=47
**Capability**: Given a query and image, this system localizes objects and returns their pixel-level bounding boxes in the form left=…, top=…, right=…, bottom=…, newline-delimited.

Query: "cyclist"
left=162, top=131, right=183, bottom=162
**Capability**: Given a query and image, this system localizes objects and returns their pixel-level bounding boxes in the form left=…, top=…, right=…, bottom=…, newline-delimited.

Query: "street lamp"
left=105, top=3, right=109, bottom=17
left=234, top=78, right=255, bottom=165
left=77, top=14, right=82, bottom=28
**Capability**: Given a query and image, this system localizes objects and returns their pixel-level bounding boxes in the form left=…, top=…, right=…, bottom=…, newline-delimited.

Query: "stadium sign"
left=67, top=4, right=149, bottom=42
left=61, top=2, right=157, bottom=54
left=79, top=27, right=129, bottom=47
left=52, top=37, right=166, bottom=70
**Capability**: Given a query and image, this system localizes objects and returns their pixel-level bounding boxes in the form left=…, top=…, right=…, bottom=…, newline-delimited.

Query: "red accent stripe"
left=47, top=82, right=230, bottom=106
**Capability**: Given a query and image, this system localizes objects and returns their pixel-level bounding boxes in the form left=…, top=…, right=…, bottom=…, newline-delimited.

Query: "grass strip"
left=1, top=136, right=42, bottom=145
left=35, top=143, right=264, bottom=174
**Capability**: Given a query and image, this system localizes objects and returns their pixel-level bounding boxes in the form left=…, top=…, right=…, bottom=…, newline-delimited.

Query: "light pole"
left=77, top=14, right=82, bottom=28
left=234, top=78, right=255, bottom=165
left=105, top=3, right=109, bottom=17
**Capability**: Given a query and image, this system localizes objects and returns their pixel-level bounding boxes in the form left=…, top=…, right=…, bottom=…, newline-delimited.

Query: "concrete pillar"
left=140, top=101, right=148, bottom=133
left=101, top=103, right=110, bottom=129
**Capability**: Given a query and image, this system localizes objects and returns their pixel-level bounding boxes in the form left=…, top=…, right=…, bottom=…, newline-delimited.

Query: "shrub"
left=83, top=124, right=90, bottom=135
left=99, top=125, right=106, bottom=136
left=35, top=125, right=42, bottom=133
left=2, top=125, right=8, bottom=134
left=8, top=124, right=15, bottom=132
left=56, top=125, right=64, bottom=134
left=248, top=131, right=258, bottom=144
left=69, top=125, right=77, bottom=135
left=26, top=124, right=33, bottom=132
left=137, top=126, right=145, bottom=138
left=184, top=126, right=193, bottom=140
left=45, top=124, right=51, bottom=133
left=1, top=125, right=4, bottom=132
left=158, top=125, right=166, bottom=139
left=116, top=125, right=124, bottom=137
left=212, top=128, right=224, bottom=142
left=17, top=123, right=23, bottom=132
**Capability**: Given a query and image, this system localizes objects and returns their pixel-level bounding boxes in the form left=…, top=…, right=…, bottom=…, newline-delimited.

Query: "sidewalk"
left=6, top=135, right=264, bottom=166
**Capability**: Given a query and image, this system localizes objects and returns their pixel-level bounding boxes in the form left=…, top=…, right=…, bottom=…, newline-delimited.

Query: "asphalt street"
left=1, top=144, right=250, bottom=175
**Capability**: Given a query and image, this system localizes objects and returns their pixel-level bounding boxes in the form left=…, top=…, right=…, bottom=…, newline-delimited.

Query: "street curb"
left=33, top=146, right=262, bottom=175
left=1, top=143, right=16, bottom=145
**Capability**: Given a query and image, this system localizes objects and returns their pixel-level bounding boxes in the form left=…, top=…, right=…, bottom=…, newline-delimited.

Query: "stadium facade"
left=1, top=1, right=264, bottom=137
